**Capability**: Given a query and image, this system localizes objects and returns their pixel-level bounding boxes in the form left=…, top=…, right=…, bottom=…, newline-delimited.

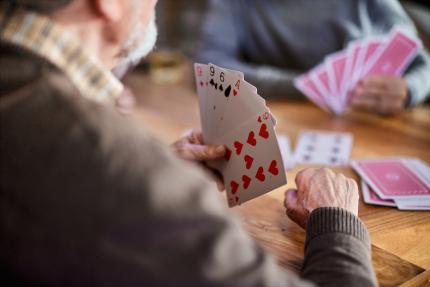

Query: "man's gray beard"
left=113, top=19, right=157, bottom=78
left=124, top=19, right=157, bottom=65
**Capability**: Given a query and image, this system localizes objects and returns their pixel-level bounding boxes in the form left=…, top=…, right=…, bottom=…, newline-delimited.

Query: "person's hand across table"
left=172, top=129, right=226, bottom=190
left=350, top=75, right=409, bottom=115
left=285, top=168, right=360, bottom=228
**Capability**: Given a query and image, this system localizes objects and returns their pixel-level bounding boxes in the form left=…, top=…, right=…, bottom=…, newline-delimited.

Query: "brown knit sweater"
left=0, top=42, right=377, bottom=287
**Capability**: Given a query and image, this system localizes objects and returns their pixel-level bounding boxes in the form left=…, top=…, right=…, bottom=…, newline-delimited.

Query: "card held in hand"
left=219, top=111, right=287, bottom=207
left=194, top=63, right=287, bottom=207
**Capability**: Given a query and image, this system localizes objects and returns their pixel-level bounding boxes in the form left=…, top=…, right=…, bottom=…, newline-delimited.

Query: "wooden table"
left=124, top=65, right=430, bottom=287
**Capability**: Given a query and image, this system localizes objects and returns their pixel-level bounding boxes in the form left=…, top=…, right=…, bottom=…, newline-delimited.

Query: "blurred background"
left=137, top=0, right=430, bottom=86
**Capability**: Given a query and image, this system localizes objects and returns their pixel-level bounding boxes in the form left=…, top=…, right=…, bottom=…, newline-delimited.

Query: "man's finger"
left=284, top=189, right=298, bottom=210
left=351, top=94, right=379, bottom=111
left=186, top=144, right=226, bottom=161
left=295, top=168, right=316, bottom=191
left=361, top=76, right=393, bottom=90
left=285, top=189, right=306, bottom=228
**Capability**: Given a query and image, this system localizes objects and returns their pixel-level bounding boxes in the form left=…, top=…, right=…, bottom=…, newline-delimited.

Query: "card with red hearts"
left=218, top=111, right=287, bottom=207
left=194, top=63, right=287, bottom=207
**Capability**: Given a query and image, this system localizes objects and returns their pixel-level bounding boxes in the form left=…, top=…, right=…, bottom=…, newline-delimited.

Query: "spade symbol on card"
left=224, top=85, right=232, bottom=97
left=210, top=79, right=218, bottom=90
left=219, top=84, right=224, bottom=92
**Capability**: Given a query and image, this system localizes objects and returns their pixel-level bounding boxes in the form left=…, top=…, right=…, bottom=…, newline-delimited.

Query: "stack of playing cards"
left=352, top=158, right=430, bottom=211
left=194, top=63, right=287, bottom=207
left=294, top=27, right=421, bottom=115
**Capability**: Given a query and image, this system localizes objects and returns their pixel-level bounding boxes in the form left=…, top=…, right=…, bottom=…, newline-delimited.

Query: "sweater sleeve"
left=197, top=0, right=303, bottom=100
left=302, top=208, right=377, bottom=287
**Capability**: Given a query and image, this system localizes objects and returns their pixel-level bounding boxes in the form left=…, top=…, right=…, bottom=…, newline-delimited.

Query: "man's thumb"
left=285, top=188, right=298, bottom=210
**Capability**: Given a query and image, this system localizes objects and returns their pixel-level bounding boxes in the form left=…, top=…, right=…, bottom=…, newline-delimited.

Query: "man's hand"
left=284, top=168, right=359, bottom=228
left=172, top=129, right=226, bottom=161
left=350, top=75, right=409, bottom=115
left=172, top=129, right=226, bottom=190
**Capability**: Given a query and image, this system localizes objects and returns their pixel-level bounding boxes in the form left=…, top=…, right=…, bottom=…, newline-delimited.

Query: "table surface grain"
left=124, top=65, right=430, bottom=287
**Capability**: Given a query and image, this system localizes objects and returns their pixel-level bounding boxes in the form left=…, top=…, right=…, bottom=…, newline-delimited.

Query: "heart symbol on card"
left=244, top=154, right=254, bottom=169
left=242, top=175, right=251, bottom=189
left=225, top=147, right=232, bottom=161
left=233, top=89, right=238, bottom=96
left=230, top=180, right=239, bottom=194
left=259, top=123, right=269, bottom=139
left=247, top=131, right=257, bottom=146
left=268, top=160, right=279, bottom=175
left=257, top=116, right=262, bottom=123
left=234, top=141, right=243, bottom=155
left=255, top=166, right=265, bottom=182
left=224, top=85, right=232, bottom=97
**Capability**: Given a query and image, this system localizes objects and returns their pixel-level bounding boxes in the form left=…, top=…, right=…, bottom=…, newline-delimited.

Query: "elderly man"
left=199, top=0, right=430, bottom=115
left=0, top=1, right=376, bottom=286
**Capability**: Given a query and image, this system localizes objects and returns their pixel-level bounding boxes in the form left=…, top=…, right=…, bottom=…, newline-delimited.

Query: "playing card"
left=342, top=41, right=363, bottom=104
left=219, top=111, right=287, bottom=207
left=361, top=179, right=430, bottom=210
left=361, top=180, right=396, bottom=207
left=194, top=63, right=208, bottom=138
left=351, top=158, right=430, bottom=200
left=206, top=64, right=266, bottom=142
left=362, top=29, right=420, bottom=77
left=325, top=51, right=349, bottom=113
left=205, top=64, right=242, bottom=143
left=294, top=74, right=329, bottom=112
left=310, top=65, right=334, bottom=111
left=294, top=26, right=420, bottom=116
left=277, top=134, right=295, bottom=170
left=395, top=202, right=430, bottom=211
left=294, top=130, right=353, bottom=166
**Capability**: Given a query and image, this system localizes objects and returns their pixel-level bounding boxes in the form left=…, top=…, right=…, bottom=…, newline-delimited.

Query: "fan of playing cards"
left=294, top=27, right=422, bottom=115
left=194, top=63, right=287, bottom=207
left=352, top=158, right=430, bottom=211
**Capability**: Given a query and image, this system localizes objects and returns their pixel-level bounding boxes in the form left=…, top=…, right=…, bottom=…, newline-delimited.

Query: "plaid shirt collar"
left=0, top=5, right=123, bottom=104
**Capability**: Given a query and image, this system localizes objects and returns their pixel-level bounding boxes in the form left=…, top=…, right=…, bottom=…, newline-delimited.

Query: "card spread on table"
left=352, top=158, right=430, bottom=210
left=277, top=134, right=295, bottom=170
left=194, top=63, right=287, bottom=207
left=294, top=27, right=421, bottom=115
left=294, top=130, right=353, bottom=166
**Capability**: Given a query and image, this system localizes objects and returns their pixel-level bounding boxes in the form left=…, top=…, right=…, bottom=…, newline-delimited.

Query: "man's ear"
left=92, top=0, right=123, bottom=22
